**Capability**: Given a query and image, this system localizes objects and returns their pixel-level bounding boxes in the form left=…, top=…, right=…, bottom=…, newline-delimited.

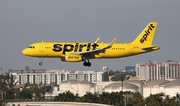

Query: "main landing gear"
left=83, top=59, right=91, bottom=67
left=39, top=58, right=43, bottom=66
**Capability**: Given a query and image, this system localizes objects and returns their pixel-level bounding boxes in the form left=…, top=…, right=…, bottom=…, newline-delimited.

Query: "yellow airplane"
left=22, top=22, right=159, bottom=67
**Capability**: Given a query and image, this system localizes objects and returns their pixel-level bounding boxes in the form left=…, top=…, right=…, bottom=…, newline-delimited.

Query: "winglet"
left=94, top=37, right=100, bottom=43
left=104, top=38, right=116, bottom=49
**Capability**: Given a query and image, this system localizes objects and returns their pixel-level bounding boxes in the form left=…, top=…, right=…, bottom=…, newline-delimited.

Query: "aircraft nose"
left=22, top=49, right=29, bottom=55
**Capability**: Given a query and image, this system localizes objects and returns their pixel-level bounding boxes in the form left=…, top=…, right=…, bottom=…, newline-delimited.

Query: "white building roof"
left=143, top=80, right=169, bottom=87
left=104, top=82, right=138, bottom=89
left=61, top=80, right=95, bottom=85
left=164, top=79, right=180, bottom=88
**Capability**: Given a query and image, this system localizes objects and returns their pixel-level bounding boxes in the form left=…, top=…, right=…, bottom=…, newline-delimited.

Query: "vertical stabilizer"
left=130, top=22, right=157, bottom=46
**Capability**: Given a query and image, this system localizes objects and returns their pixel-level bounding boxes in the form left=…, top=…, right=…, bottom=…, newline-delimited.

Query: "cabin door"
left=39, top=42, right=44, bottom=52
left=129, top=45, right=134, bottom=54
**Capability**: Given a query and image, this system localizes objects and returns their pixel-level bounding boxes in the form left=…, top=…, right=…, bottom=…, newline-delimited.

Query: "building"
left=104, top=82, right=139, bottom=93
left=9, top=69, right=105, bottom=85
left=125, top=66, right=135, bottom=72
left=58, top=80, right=95, bottom=97
left=9, top=69, right=46, bottom=85
left=143, top=79, right=180, bottom=98
left=50, top=80, right=143, bottom=97
left=143, top=80, right=169, bottom=98
left=102, top=66, right=108, bottom=71
left=136, top=60, right=180, bottom=82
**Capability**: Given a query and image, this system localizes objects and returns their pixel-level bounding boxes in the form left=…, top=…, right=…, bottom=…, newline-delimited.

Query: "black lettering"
left=150, top=24, right=155, bottom=28
left=139, top=24, right=155, bottom=44
left=86, top=43, right=91, bottom=51
left=74, top=43, right=79, bottom=52
left=53, top=44, right=63, bottom=52
left=148, top=26, right=152, bottom=31
left=143, top=34, right=148, bottom=41
left=79, top=44, right=87, bottom=52
left=145, top=30, right=150, bottom=35
left=53, top=43, right=99, bottom=53
left=92, top=43, right=99, bottom=50
left=63, top=44, right=74, bottom=54
left=140, top=38, right=144, bottom=44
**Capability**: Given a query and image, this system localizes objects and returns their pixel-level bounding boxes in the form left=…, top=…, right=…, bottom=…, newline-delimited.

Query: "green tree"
left=19, top=88, right=32, bottom=99
left=81, top=92, right=98, bottom=103
left=4, top=88, right=16, bottom=99
left=54, top=91, right=77, bottom=102
left=144, top=93, right=164, bottom=106
left=108, top=70, right=115, bottom=76
left=29, top=84, right=45, bottom=100
left=111, top=92, right=124, bottom=106
left=175, top=93, right=180, bottom=103
left=98, top=92, right=111, bottom=105
left=111, top=73, right=130, bottom=81
left=0, top=74, right=9, bottom=101
left=127, top=92, right=144, bottom=106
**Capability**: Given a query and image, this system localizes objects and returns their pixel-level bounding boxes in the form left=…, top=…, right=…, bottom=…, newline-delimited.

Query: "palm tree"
left=81, top=92, right=98, bottom=103
left=54, top=91, right=77, bottom=102
left=175, top=93, right=180, bottom=102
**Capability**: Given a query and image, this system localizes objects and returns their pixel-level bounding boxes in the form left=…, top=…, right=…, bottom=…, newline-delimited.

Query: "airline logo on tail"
left=140, top=24, right=155, bottom=44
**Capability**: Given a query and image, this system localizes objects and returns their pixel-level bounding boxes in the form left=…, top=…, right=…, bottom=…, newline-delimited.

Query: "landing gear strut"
left=83, top=58, right=91, bottom=67
left=39, top=58, right=43, bottom=66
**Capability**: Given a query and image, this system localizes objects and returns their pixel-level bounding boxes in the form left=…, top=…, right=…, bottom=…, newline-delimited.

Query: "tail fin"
left=130, top=22, right=157, bottom=46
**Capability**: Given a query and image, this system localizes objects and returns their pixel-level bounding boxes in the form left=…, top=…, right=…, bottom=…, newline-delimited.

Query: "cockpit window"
left=28, top=46, right=35, bottom=49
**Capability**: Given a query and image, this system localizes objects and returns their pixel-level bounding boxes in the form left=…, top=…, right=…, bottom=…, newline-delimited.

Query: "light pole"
left=120, top=69, right=124, bottom=92
left=0, top=68, right=2, bottom=75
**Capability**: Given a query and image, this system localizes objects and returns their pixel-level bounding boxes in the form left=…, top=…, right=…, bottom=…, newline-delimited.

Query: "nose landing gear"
left=39, top=58, right=43, bottom=66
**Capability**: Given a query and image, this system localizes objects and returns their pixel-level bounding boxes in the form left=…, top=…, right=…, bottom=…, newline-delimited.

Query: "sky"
left=0, top=1, right=180, bottom=72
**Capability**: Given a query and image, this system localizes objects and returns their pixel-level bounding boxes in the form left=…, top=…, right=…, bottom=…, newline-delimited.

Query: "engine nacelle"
left=61, top=54, right=83, bottom=62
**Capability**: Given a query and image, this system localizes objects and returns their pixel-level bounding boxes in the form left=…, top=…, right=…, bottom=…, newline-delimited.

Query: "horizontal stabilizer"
left=141, top=46, right=160, bottom=51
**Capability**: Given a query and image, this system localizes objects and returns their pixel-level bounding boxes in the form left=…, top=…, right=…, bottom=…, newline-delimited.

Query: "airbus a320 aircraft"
left=22, top=22, right=159, bottom=67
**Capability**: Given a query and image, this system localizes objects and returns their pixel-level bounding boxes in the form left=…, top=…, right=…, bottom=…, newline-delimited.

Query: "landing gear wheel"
left=87, top=62, right=91, bottom=67
left=39, top=57, right=43, bottom=66
left=83, top=58, right=91, bottom=67
left=39, top=62, right=43, bottom=66
left=83, top=62, right=91, bottom=67
left=83, top=62, right=86, bottom=66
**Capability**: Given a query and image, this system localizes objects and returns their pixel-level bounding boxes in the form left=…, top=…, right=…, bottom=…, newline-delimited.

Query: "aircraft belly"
left=101, top=50, right=130, bottom=58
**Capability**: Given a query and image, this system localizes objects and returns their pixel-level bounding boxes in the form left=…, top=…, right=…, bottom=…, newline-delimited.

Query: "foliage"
left=54, top=91, right=78, bottom=102
left=19, top=88, right=32, bottom=99
left=4, top=88, right=16, bottom=99
left=103, top=70, right=115, bottom=81
left=1, top=73, right=180, bottom=105
left=111, top=73, right=130, bottom=81
left=81, top=92, right=98, bottom=103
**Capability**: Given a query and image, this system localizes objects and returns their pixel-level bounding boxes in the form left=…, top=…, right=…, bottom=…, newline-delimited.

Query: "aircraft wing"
left=72, top=38, right=116, bottom=58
